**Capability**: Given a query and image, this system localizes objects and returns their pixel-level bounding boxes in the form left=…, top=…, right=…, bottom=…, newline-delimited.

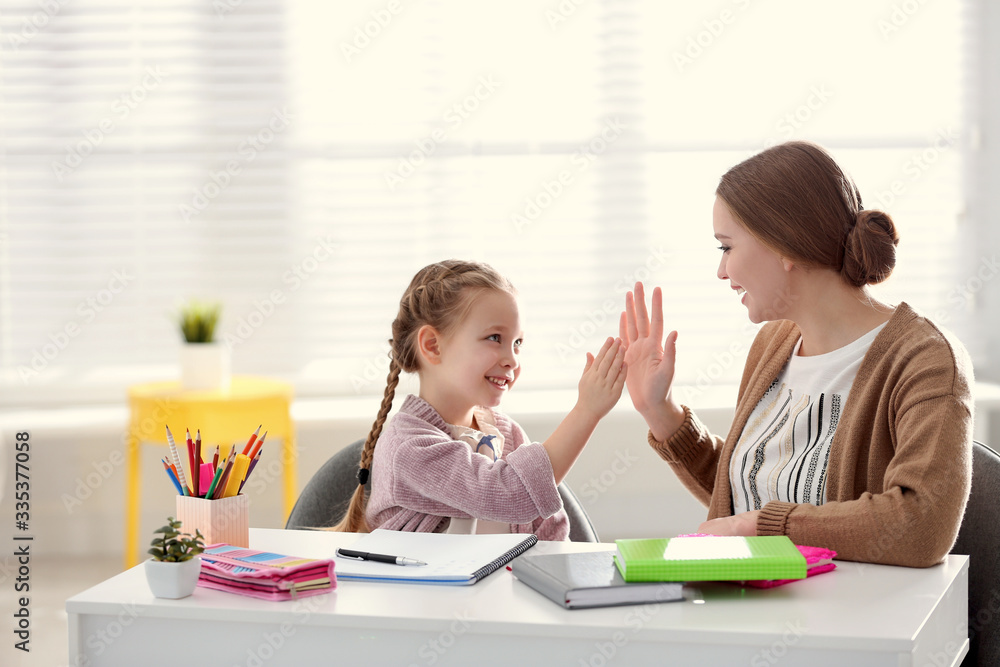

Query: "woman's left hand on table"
left=697, top=510, right=761, bottom=536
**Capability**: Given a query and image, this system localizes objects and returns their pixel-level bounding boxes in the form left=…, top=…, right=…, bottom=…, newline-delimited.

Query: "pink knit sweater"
left=366, top=395, right=569, bottom=540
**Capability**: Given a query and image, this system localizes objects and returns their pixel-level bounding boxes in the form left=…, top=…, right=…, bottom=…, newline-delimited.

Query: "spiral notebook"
left=333, top=529, right=537, bottom=585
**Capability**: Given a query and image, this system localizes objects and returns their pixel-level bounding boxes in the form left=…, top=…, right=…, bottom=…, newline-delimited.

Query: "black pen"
left=336, top=548, right=427, bottom=566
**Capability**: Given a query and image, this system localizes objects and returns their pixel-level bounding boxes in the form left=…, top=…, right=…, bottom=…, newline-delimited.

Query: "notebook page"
left=661, top=536, right=752, bottom=561
left=334, top=529, right=534, bottom=581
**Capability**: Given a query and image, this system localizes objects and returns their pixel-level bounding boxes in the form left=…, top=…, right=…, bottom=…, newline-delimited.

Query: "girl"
left=336, top=259, right=627, bottom=539
left=621, top=141, right=974, bottom=567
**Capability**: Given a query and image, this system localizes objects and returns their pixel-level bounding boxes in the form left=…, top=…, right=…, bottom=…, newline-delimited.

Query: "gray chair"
left=286, top=439, right=599, bottom=542
left=286, top=439, right=372, bottom=531
left=951, top=441, right=1000, bottom=667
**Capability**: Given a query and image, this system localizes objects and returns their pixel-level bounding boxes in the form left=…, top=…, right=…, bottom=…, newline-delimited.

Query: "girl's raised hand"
left=541, top=338, right=627, bottom=483
left=577, top=336, right=627, bottom=420
left=620, top=283, right=678, bottom=422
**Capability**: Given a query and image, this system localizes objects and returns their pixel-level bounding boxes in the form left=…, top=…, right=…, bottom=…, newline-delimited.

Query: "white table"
left=67, top=529, right=969, bottom=667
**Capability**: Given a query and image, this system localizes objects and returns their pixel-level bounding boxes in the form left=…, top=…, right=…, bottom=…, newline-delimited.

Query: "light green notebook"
left=613, top=535, right=806, bottom=582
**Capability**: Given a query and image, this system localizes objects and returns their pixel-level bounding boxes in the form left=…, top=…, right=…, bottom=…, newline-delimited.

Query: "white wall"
left=969, top=0, right=1000, bottom=387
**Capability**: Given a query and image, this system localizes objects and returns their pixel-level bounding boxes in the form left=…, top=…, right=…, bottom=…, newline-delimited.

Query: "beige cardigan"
left=649, top=303, right=974, bottom=567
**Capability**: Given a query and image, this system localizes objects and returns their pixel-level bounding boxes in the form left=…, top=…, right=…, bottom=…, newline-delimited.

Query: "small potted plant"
left=179, top=300, right=221, bottom=344
left=176, top=299, right=230, bottom=391
left=144, top=517, right=205, bottom=599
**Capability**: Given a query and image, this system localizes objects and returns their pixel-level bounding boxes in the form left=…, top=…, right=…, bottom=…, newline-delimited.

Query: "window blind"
left=0, top=0, right=975, bottom=407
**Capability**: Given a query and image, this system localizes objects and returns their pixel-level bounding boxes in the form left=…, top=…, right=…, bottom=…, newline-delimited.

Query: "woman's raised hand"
left=620, top=283, right=684, bottom=441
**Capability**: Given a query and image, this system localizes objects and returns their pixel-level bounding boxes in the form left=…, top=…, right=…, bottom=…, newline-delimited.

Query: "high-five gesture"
left=620, top=282, right=686, bottom=442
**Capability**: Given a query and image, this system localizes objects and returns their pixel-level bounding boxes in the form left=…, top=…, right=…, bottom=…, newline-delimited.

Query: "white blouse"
left=729, top=322, right=887, bottom=513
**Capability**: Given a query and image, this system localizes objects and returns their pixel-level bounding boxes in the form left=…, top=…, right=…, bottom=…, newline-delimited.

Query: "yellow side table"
left=124, top=376, right=296, bottom=568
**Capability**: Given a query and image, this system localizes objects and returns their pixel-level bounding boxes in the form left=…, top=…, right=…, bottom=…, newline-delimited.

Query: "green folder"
left=614, top=535, right=807, bottom=582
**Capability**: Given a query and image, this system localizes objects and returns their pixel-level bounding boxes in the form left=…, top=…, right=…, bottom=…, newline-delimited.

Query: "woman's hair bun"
left=841, top=209, right=900, bottom=287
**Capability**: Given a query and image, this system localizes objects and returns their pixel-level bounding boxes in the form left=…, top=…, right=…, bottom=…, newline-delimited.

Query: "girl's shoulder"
left=373, top=395, right=450, bottom=452
left=393, top=394, right=449, bottom=430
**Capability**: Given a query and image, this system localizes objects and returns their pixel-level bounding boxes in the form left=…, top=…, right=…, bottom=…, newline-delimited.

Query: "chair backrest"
left=560, top=482, right=599, bottom=542
left=285, top=439, right=368, bottom=530
left=951, top=441, right=1000, bottom=667
left=286, top=438, right=600, bottom=542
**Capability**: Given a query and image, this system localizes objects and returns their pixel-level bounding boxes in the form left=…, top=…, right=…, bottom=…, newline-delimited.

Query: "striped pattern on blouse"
left=729, top=322, right=885, bottom=514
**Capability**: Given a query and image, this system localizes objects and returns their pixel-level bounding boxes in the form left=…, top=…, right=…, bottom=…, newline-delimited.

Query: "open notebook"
left=334, top=529, right=537, bottom=585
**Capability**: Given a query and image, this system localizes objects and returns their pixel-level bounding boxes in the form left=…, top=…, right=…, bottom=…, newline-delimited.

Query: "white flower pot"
left=180, top=342, right=231, bottom=391
left=145, top=557, right=202, bottom=599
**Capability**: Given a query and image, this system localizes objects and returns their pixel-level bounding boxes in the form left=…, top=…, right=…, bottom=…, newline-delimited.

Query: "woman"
left=621, top=141, right=974, bottom=567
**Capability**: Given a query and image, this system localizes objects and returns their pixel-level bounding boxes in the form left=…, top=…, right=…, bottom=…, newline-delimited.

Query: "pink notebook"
left=197, top=544, right=336, bottom=600
left=679, top=534, right=836, bottom=588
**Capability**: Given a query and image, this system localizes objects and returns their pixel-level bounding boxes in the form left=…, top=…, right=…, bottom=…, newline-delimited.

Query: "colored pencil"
left=248, top=431, right=267, bottom=461
left=204, top=465, right=225, bottom=500
left=165, top=426, right=189, bottom=495
left=167, top=462, right=186, bottom=496
left=212, top=446, right=237, bottom=500
left=194, top=429, right=202, bottom=497
left=161, top=459, right=183, bottom=495
left=238, top=448, right=262, bottom=494
left=186, top=428, right=196, bottom=496
left=242, top=425, right=261, bottom=456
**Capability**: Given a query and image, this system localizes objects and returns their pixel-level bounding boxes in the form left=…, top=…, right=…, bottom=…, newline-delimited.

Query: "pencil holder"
left=175, top=494, right=249, bottom=547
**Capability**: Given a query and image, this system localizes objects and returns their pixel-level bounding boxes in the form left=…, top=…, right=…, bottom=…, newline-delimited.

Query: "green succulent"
left=178, top=300, right=221, bottom=343
left=148, top=517, right=205, bottom=562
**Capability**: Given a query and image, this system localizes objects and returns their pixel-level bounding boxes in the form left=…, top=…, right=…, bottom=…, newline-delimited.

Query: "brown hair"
left=332, top=259, right=517, bottom=532
left=716, top=141, right=900, bottom=287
